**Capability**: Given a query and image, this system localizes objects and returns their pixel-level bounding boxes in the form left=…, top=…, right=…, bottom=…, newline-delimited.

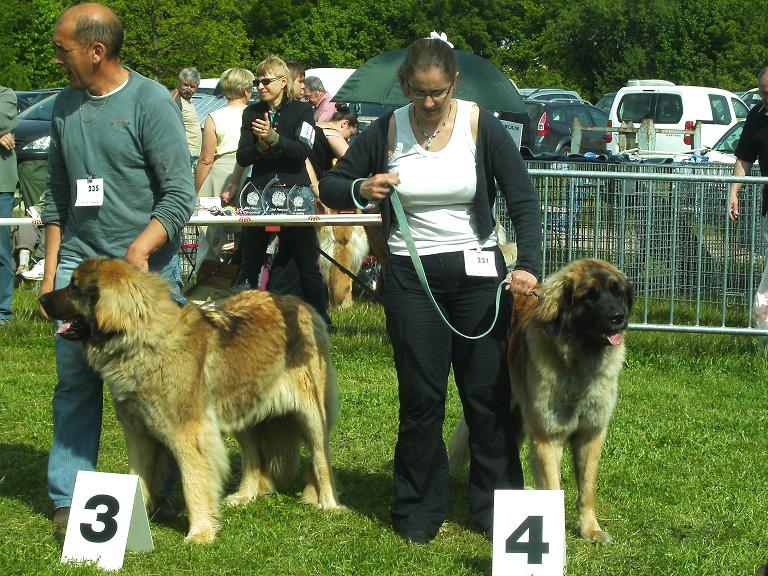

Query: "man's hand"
left=0, top=132, right=15, bottom=151
left=124, top=244, right=150, bottom=271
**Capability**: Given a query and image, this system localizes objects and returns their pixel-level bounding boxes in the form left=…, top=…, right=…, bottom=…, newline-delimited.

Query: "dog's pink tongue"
left=56, top=321, right=72, bottom=335
left=607, top=333, right=624, bottom=346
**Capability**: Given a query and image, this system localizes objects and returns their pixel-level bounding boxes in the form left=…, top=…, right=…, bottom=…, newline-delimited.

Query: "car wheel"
left=559, top=144, right=571, bottom=156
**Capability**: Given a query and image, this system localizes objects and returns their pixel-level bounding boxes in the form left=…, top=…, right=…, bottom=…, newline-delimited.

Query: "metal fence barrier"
left=496, top=161, right=768, bottom=335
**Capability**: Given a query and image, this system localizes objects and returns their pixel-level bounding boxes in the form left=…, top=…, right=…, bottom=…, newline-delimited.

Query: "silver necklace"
left=412, top=101, right=453, bottom=150
left=79, top=93, right=110, bottom=124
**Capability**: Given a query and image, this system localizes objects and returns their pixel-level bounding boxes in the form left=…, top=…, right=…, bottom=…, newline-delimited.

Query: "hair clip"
left=428, top=31, right=454, bottom=48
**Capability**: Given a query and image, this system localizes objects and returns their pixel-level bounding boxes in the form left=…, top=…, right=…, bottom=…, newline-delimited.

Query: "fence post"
left=638, top=118, right=655, bottom=151
left=572, top=117, right=582, bottom=154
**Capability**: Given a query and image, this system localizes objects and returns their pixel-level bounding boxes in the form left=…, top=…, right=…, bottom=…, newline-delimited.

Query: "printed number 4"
left=80, top=494, right=120, bottom=543
left=505, top=515, right=550, bottom=564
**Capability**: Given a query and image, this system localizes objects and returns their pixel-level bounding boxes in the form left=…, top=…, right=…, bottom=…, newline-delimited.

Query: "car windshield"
left=712, top=121, right=743, bottom=153
left=19, top=93, right=58, bottom=121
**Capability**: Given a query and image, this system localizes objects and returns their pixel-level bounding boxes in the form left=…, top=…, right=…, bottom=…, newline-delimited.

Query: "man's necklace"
left=79, top=93, right=110, bottom=124
left=412, top=100, right=453, bottom=150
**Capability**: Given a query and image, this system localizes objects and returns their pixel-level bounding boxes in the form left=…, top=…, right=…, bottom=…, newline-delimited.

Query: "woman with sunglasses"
left=319, top=37, right=541, bottom=544
left=234, top=56, right=330, bottom=325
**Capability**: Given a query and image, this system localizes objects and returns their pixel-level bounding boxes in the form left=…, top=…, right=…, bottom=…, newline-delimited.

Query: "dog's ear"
left=537, top=273, right=573, bottom=325
left=92, top=261, right=148, bottom=334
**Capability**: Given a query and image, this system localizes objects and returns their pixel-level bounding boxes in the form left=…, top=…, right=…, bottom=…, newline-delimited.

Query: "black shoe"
left=398, top=529, right=432, bottom=545
left=52, top=506, right=70, bottom=543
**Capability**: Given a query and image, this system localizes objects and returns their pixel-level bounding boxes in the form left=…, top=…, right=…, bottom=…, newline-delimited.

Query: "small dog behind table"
left=318, top=224, right=370, bottom=309
left=449, top=258, right=633, bottom=543
left=39, top=257, right=344, bottom=543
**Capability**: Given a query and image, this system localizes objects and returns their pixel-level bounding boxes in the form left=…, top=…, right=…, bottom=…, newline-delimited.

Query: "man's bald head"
left=58, top=2, right=123, bottom=60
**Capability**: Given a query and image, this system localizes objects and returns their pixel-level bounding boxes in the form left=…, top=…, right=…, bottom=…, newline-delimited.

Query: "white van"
left=606, top=81, right=749, bottom=154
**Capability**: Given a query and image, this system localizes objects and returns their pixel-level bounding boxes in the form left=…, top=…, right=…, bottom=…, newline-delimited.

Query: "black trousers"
left=239, top=226, right=330, bottom=324
left=385, top=247, right=523, bottom=537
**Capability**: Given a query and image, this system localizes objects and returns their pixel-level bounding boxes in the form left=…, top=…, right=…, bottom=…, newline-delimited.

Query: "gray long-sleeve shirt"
left=42, top=69, right=195, bottom=266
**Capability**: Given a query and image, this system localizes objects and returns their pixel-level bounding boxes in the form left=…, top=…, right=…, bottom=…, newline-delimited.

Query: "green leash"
left=389, top=189, right=509, bottom=340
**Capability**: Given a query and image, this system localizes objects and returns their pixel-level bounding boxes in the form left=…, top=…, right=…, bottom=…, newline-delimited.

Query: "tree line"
left=3, top=0, right=767, bottom=102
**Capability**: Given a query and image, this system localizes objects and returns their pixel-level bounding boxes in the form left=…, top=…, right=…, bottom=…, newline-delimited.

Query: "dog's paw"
left=223, top=492, right=255, bottom=507
left=184, top=529, right=216, bottom=544
left=583, top=528, right=612, bottom=544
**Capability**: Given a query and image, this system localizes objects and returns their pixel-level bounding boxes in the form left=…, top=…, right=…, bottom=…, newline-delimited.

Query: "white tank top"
left=387, top=99, right=496, bottom=256
left=209, top=105, right=245, bottom=157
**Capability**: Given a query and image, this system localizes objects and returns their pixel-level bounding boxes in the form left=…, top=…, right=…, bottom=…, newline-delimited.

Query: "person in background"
left=40, top=2, right=195, bottom=537
left=319, top=37, right=541, bottom=544
left=314, top=104, right=359, bottom=167
left=231, top=56, right=330, bottom=326
left=194, top=67, right=254, bottom=262
left=171, top=67, right=202, bottom=165
left=0, top=85, right=17, bottom=330
left=303, top=76, right=336, bottom=122
left=285, top=60, right=305, bottom=101
left=729, top=67, right=768, bottom=234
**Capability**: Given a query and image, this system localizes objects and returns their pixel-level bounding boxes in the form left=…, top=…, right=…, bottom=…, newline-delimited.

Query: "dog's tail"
left=448, top=415, right=471, bottom=474
left=252, top=416, right=302, bottom=490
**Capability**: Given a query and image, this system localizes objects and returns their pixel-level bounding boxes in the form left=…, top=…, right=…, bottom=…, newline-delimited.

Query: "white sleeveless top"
left=209, top=105, right=245, bottom=157
left=387, top=99, right=496, bottom=256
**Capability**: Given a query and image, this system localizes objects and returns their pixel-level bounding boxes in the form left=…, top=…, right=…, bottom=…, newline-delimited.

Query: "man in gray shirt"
left=39, top=2, right=195, bottom=537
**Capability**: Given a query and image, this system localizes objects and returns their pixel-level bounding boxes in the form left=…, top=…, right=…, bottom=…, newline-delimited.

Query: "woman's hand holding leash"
left=505, top=269, right=537, bottom=296
left=359, top=172, right=400, bottom=202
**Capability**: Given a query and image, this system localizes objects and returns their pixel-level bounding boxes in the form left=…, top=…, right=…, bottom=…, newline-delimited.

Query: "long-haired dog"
left=318, top=225, right=369, bottom=309
left=450, top=258, right=632, bottom=542
left=40, top=257, right=343, bottom=543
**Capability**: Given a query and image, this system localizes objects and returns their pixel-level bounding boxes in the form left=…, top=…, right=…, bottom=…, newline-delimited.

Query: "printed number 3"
left=505, top=515, right=550, bottom=564
left=80, top=494, right=120, bottom=543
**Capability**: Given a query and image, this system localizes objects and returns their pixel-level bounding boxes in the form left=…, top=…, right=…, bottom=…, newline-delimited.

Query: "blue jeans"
left=0, top=193, right=13, bottom=320
left=47, top=254, right=182, bottom=509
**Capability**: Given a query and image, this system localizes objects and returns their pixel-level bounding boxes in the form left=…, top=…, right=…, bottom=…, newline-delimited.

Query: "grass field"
left=1, top=282, right=767, bottom=575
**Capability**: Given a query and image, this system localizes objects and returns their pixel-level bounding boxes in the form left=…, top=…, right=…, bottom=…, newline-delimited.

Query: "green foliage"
left=3, top=0, right=767, bottom=101
left=103, top=0, right=251, bottom=87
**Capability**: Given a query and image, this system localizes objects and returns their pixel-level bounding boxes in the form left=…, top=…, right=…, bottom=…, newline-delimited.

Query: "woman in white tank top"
left=319, top=37, right=541, bottom=545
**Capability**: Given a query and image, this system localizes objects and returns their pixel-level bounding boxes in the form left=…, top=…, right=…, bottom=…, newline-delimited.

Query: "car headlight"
left=22, top=135, right=51, bottom=152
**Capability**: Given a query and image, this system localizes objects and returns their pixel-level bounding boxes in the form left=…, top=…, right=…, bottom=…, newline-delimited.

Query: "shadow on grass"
left=0, top=443, right=51, bottom=516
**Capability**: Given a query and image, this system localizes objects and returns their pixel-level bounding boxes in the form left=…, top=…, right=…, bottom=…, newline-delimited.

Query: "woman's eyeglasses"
left=254, top=76, right=285, bottom=87
left=408, top=81, right=453, bottom=100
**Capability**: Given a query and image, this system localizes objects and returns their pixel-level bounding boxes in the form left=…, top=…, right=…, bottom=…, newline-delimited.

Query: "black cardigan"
left=236, top=98, right=315, bottom=187
left=318, top=106, right=542, bottom=277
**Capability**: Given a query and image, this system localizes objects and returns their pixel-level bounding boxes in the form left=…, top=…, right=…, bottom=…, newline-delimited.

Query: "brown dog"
left=40, top=257, right=343, bottom=544
left=450, top=258, right=632, bottom=542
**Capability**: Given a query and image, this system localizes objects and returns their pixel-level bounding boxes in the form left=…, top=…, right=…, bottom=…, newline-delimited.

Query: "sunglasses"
left=408, top=81, right=453, bottom=100
left=254, top=76, right=285, bottom=87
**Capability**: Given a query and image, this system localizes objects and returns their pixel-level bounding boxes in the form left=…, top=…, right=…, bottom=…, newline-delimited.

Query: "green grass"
left=1, top=283, right=767, bottom=575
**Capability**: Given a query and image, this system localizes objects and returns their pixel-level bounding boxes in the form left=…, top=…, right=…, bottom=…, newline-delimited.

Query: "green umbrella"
left=334, top=48, right=526, bottom=114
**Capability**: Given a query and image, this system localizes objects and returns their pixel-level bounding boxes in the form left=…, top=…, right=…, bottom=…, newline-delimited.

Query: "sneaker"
left=21, top=258, right=44, bottom=281
left=15, top=263, right=29, bottom=276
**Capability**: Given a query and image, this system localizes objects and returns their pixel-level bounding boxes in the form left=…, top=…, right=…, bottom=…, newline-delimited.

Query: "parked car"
left=15, top=93, right=58, bottom=162
left=519, top=88, right=585, bottom=103
left=521, top=99, right=610, bottom=155
left=673, top=120, right=749, bottom=164
left=594, top=92, right=615, bottom=115
left=737, top=88, right=762, bottom=109
left=606, top=80, right=749, bottom=154
left=14, top=89, right=62, bottom=113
